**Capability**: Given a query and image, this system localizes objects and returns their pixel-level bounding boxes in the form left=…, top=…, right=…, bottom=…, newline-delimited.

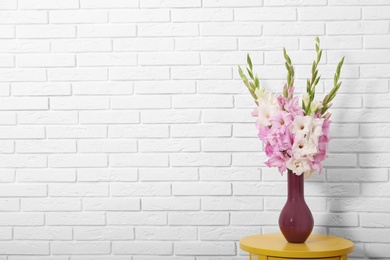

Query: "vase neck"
left=287, top=171, right=304, bottom=201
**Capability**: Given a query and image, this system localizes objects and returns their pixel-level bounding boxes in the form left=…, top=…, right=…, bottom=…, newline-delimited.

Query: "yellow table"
left=240, top=234, right=353, bottom=260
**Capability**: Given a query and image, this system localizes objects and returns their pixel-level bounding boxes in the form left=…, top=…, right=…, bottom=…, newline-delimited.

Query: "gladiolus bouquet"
left=239, top=38, right=344, bottom=178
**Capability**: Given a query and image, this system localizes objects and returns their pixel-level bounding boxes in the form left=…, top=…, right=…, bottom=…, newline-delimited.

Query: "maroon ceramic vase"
left=279, top=170, right=314, bottom=243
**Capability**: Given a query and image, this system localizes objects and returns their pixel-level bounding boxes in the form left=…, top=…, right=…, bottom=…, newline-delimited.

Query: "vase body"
left=279, top=170, right=314, bottom=243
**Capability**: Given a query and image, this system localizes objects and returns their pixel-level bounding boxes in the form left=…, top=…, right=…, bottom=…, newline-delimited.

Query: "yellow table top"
left=240, top=234, right=354, bottom=258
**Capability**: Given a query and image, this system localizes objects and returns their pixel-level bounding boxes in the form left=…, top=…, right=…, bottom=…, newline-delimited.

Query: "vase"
left=279, top=170, right=314, bottom=243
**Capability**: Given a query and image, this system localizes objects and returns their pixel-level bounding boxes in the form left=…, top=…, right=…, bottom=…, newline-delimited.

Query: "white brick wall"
left=0, top=0, right=389, bottom=259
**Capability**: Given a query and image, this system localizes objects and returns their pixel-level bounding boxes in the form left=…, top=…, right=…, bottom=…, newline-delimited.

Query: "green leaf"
left=247, top=53, right=253, bottom=71
left=283, top=48, right=292, bottom=65
left=246, top=68, right=254, bottom=80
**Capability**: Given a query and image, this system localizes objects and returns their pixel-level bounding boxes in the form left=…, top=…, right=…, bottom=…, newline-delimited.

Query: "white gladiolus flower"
left=292, top=134, right=318, bottom=160
left=292, top=115, right=312, bottom=135
left=286, top=157, right=312, bottom=176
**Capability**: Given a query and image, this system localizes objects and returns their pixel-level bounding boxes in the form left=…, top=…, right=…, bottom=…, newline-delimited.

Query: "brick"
left=199, top=227, right=261, bottom=241
left=329, top=228, right=390, bottom=242
left=107, top=212, right=167, bottom=225
left=317, top=213, right=359, bottom=227
left=47, top=126, right=107, bottom=138
left=169, top=212, right=229, bottom=226
left=174, top=66, right=232, bottom=80
left=50, top=11, right=108, bottom=23
left=52, top=39, right=112, bottom=53
left=203, top=0, right=261, bottom=7
left=142, top=110, right=201, bottom=124
left=139, top=168, right=198, bottom=181
left=0, top=213, right=44, bottom=226
left=17, top=169, right=76, bottom=182
left=0, top=40, right=50, bottom=53
left=0, top=69, right=46, bottom=82
left=139, top=139, right=200, bottom=152
left=83, top=198, right=140, bottom=211
left=19, top=0, right=79, bottom=9
left=78, top=24, right=136, bottom=38
left=112, top=241, right=172, bottom=255
left=173, top=182, right=231, bottom=196
left=175, top=242, right=235, bottom=256
left=0, top=97, right=48, bottom=110
left=359, top=153, right=390, bottom=167
left=77, top=53, right=136, bottom=67
left=109, top=125, right=169, bottom=138
left=48, top=68, right=108, bottom=81
left=200, top=167, right=260, bottom=181
left=366, top=243, right=390, bottom=258
left=201, top=23, right=261, bottom=36
left=361, top=123, right=390, bottom=137
left=301, top=36, right=363, bottom=50
left=49, top=154, right=108, bottom=168
left=0, top=242, right=49, bottom=255
left=81, top=0, right=139, bottom=8
left=46, top=212, right=105, bottom=226
left=78, top=139, right=137, bottom=153
left=111, top=96, right=171, bottom=109
left=110, top=154, right=169, bottom=167
left=236, top=8, right=296, bottom=21
left=230, top=211, right=280, bottom=226
left=327, top=168, right=388, bottom=182
left=49, top=183, right=108, bottom=197
left=202, top=138, right=260, bottom=152
left=140, top=52, right=199, bottom=66
left=329, top=139, right=390, bottom=152
left=142, top=198, right=200, bottom=211
left=232, top=153, right=267, bottom=167
left=74, top=227, right=134, bottom=240
left=171, top=124, right=231, bottom=138
left=111, top=183, right=171, bottom=197
left=203, top=109, right=253, bottom=123
left=365, top=94, right=390, bottom=107
left=14, top=227, right=72, bottom=240
left=141, top=0, right=201, bottom=8
left=52, top=242, right=110, bottom=255
left=264, top=22, right=324, bottom=36
left=300, top=7, right=360, bottom=20
left=203, top=51, right=263, bottom=66
left=110, top=67, right=169, bottom=80
left=239, top=37, right=299, bottom=51
left=173, top=95, right=233, bottom=108
left=16, top=140, right=76, bottom=153
left=328, top=198, right=390, bottom=212
left=361, top=213, right=390, bottom=227
left=172, top=8, right=233, bottom=22
left=0, top=198, right=19, bottom=211
left=114, top=38, right=174, bottom=52
left=135, top=81, right=195, bottom=94
left=17, top=25, right=75, bottom=38
left=362, top=182, right=390, bottom=196
left=0, top=155, right=46, bottom=168
left=136, top=227, right=197, bottom=240
left=73, top=82, right=133, bottom=95
left=22, top=198, right=81, bottom=211
left=110, top=10, right=170, bottom=22
left=19, top=111, right=77, bottom=125
left=79, top=111, right=139, bottom=124
left=12, top=83, right=71, bottom=96
left=50, top=96, right=109, bottom=110
left=139, top=24, right=198, bottom=37
left=0, top=0, right=17, bottom=9
left=0, top=140, right=14, bottom=153
left=171, top=153, right=231, bottom=167
left=17, top=54, right=75, bottom=67
left=202, top=197, right=263, bottom=211
left=77, top=168, right=138, bottom=182
left=176, top=37, right=237, bottom=51
left=264, top=0, right=327, bottom=5
left=328, top=21, right=389, bottom=35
